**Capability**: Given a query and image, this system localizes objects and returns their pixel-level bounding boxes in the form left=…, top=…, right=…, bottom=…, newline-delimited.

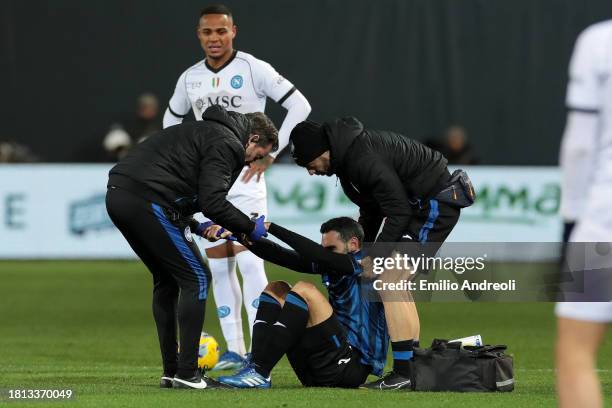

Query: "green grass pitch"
left=0, top=260, right=610, bottom=407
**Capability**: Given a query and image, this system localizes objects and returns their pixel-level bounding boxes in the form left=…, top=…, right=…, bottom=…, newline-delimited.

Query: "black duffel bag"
left=410, top=339, right=514, bottom=392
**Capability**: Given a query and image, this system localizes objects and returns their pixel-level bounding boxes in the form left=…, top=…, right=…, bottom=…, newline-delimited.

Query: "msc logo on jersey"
left=231, top=75, right=243, bottom=89
left=217, top=306, right=231, bottom=318
left=195, top=92, right=242, bottom=111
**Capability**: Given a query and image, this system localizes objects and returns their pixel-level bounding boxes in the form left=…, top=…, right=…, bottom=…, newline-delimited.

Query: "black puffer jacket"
left=108, top=105, right=255, bottom=234
left=324, top=117, right=449, bottom=242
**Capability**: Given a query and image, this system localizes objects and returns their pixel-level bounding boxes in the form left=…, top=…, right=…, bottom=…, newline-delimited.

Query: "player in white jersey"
left=163, top=4, right=311, bottom=369
left=556, top=20, right=612, bottom=408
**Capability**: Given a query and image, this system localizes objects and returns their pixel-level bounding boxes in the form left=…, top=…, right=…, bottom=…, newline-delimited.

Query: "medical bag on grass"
left=410, top=339, right=514, bottom=392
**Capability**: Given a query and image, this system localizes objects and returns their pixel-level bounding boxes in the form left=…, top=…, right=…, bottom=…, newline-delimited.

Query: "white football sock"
left=236, top=250, right=269, bottom=341
left=208, top=257, right=247, bottom=356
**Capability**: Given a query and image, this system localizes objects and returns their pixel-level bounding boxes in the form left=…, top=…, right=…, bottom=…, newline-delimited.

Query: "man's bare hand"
left=203, top=225, right=233, bottom=242
left=359, top=256, right=376, bottom=279
left=242, top=155, right=275, bottom=183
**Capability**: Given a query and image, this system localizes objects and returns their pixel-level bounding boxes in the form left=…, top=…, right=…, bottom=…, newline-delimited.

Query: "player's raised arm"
left=242, top=60, right=311, bottom=182
left=163, top=71, right=192, bottom=128
left=257, top=60, right=312, bottom=156
left=266, top=223, right=359, bottom=276
left=240, top=236, right=317, bottom=274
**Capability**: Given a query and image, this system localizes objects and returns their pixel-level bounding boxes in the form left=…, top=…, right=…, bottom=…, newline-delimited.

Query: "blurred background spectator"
left=440, top=125, right=479, bottom=165
left=102, top=93, right=162, bottom=161
left=426, top=125, right=479, bottom=165
left=0, top=141, right=38, bottom=163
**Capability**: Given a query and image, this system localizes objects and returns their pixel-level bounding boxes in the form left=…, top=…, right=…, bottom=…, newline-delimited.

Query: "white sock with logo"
left=208, top=257, right=246, bottom=356
left=235, top=250, right=269, bottom=342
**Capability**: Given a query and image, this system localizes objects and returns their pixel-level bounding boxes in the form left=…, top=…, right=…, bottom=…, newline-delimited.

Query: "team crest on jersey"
left=217, top=306, right=231, bottom=318
left=231, top=75, right=243, bottom=89
left=184, top=226, right=193, bottom=242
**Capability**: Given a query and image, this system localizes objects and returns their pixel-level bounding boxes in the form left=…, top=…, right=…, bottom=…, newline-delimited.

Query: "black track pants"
left=106, top=186, right=211, bottom=378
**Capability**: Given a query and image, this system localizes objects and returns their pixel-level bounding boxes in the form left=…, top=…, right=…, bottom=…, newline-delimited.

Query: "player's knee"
left=263, top=280, right=291, bottom=302
left=291, top=281, right=318, bottom=299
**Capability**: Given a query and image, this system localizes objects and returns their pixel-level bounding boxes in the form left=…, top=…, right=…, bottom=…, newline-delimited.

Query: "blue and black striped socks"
left=391, top=339, right=414, bottom=377
left=253, top=291, right=309, bottom=377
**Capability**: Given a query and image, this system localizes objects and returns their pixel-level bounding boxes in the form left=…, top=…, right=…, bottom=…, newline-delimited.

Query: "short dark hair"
left=200, top=4, right=233, bottom=19
left=320, top=217, right=364, bottom=245
left=245, top=112, right=279, bottom=152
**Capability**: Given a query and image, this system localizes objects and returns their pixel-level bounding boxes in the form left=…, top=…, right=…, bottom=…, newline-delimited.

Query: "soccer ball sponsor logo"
left=217, top=305, right=231, bottom=318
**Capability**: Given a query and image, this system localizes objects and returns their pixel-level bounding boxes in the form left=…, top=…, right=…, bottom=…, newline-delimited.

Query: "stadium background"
left=2, top=0, right=612, bottom=164
left=1, top=1, right=611, bottom=406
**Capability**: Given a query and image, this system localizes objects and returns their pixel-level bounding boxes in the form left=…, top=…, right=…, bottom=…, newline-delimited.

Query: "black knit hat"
left=290, top=120, right=330, bottom=166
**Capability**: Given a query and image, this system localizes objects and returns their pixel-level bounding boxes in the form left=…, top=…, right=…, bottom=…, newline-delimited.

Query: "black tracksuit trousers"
left=105, top=185, right=210, bottom=378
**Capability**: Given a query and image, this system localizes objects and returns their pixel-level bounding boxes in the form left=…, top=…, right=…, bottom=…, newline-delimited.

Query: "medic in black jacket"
left=109, top=105, right=278, bottom=235
left=289, top=117, right=475, bottom=390
left=105, top=105, right=277, bottom=389
left=290, top=117, right=473, bottom=245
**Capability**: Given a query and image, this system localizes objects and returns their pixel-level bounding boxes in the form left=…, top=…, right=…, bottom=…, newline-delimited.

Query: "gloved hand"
left=249, top=215, right=268, bottom=241
left=194, top=221, right=214, bottom=236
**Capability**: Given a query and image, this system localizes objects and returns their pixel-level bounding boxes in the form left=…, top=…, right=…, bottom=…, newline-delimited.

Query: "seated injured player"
left=201, top=217, right=391, bottom=388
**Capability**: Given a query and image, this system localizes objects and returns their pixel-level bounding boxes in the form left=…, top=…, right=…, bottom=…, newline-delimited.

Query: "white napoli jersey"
left=565, top=20, right=612, bottom=240
left=167, top=50, right=296, bottom=198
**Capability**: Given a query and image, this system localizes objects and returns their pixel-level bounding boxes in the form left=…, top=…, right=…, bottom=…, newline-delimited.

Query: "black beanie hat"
left=290, top=120, right=330, bottom=166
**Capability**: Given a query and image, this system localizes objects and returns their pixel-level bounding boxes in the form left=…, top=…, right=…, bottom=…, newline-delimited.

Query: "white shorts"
left=561, top=185, right=612, bottom=318
left=196, top=167, right=268, bottom=250
left=555, top=302, right=612, bottom=323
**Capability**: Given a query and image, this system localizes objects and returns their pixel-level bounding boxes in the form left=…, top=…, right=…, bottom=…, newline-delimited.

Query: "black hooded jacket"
left=324, top=117, right=449, bottom=243
left=108, top=105, right=255, bottom=234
